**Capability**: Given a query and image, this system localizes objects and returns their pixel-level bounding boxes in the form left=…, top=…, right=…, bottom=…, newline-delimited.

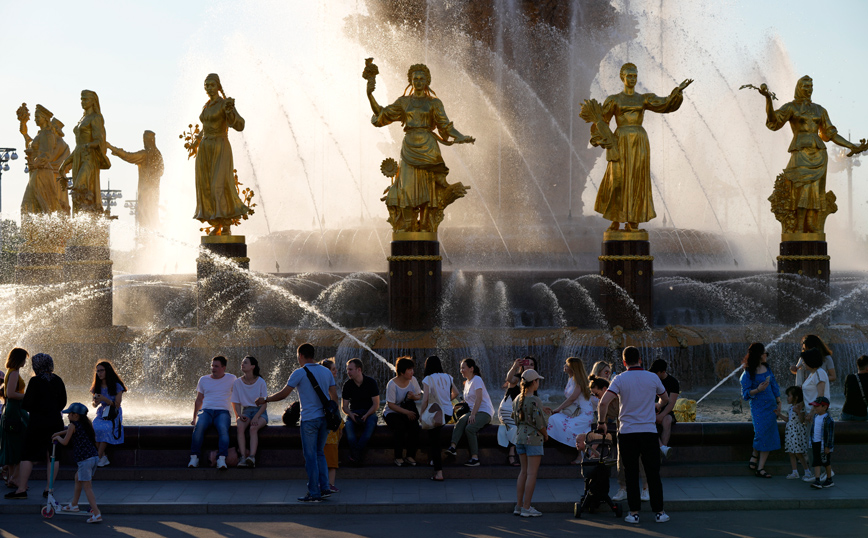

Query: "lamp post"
left=0, top=148, right=20, bottom=214
left=123, top=199, right=137, bottom=216
left=100, top=180, right=123, bottom=220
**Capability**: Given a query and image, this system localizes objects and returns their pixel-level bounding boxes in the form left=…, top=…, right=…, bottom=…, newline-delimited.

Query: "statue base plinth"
left=197, top=235, right=250, bottom=330
left=63, top=218, right=113, bottom=329
left=777, top=240, right=830, bottom=324
left=603, top=230, right=649, bottom=242
left=599, top=238, right=653, bottom=330
left=15, top=252, right=65, bottom=320
left=388, top=241, right=441, bottom=331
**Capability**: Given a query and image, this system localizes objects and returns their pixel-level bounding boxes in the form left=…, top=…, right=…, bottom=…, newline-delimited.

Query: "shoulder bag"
left=303, top=366, right=342, bottom=431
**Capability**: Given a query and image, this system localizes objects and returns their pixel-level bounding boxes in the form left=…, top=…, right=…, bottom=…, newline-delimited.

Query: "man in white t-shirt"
left=598, top=347, right=670, bottom=524
left=189, top=356, right=236, bottom=469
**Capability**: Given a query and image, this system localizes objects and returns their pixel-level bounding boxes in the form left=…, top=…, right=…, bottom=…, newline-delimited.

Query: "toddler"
left=778, top=386, right=812, bottom=480
left=51, top=403, right=102, bottom=523
left=807, top=397, right=835, bottom=489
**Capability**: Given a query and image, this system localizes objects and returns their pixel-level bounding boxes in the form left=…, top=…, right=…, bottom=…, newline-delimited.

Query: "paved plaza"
left=1, top=474, right=866, bottom=516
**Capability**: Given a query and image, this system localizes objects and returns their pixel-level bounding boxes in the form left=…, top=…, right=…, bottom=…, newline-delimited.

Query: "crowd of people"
left=0, top=333, right=865, bottom=522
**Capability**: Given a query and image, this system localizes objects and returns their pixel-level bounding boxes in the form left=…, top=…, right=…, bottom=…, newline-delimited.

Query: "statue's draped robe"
left=194, top=98, right=249, bottom=223
left=21, top=128, right=65, bottom=214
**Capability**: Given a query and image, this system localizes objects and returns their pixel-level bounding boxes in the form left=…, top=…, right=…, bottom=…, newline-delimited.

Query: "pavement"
left=2, top=473, right=866, bottom=516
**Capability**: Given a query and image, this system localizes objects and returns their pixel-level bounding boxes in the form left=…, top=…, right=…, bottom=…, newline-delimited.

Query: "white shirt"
left=802, top=368, right=830, bottom=406
left=384, top=377, right=421, bottom=416
left=196, top=374, right=236, bottom=412
left=231, top=376, right=268, bottom=408
left=607, top=368, right=666, bottom=434
left=812, top=414, right=824, bottom=442
left=795, top=355, right=834, bottom=386
left=463, top=375, right=495, bottom=416
left=422, top=373, right=454, bottom=417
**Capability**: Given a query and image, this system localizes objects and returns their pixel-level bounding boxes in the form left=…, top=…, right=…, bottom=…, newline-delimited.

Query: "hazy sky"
left=1, top=0, right=866, bottom=253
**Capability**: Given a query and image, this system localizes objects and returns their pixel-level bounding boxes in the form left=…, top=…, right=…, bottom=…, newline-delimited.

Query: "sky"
left=1, top=0, right=866, bottom=261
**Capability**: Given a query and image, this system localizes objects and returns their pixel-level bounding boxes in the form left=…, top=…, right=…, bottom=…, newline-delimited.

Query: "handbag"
left=303, top=365, right=342, bottom=431
left=399, top=396, right=419, bottom=419
left=420, top=381, right=444, bottom=430
left=453, top=402, right=470, bottom=419
left=106, top=404, right=119, bottom=421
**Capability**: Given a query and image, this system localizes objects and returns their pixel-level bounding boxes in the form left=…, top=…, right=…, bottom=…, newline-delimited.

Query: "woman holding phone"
left=499, top=356, right=538, bottom=466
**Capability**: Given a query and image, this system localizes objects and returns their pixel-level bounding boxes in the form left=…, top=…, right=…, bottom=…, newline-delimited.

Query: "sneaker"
left=216, top=456, right=228, bottom=470
left=520, top=506, right=542, bottom=518
left=188, top=455, right=199, bottom=468
left=612, top=488, right=627, bottom=501
left=641, top=488, right=650, bottom=501
left=445, top=446, right=457, bottom=457
left=246, top=456, right=256, bottom=468
left=656, top=511, right=670, bottom=523
left=237, top=457, right=249, bottom=468
left=297, top=494, right=323, bottom=503
left=4, top=491, right=26, bottom=500
left=822, top=479, right=835, bottom=488
left=329, top=484, right=340, bottom=493
left=464, top=458, right=481, bottom=467
left=660, top=445, right=671, bottom=458
left=810, top=478, right=823, bottom=489
left=320, top=489, right=332, bottom=498
left=513, top=504, right=522, bottom=516
left=97, top=456, right=110, bottom=467
left=624, top=513, right=640, bottom=524
left=819, top=471, right=836, bottom=481
left=86, top=513, right=102, bottom=524
left=802, top=474, right=816, bottom=482
left=786, top=471, right=800, bottom=480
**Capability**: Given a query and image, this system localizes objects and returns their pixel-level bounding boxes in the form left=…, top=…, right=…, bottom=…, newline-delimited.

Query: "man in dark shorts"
left=649, top=359, right=679, bottom=458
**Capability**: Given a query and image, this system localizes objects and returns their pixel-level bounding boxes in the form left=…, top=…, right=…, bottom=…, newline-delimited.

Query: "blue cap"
left=62, top=403, right=89, bottom=415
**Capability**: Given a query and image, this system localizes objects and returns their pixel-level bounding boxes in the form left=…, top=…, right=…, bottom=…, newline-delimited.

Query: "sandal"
left=748, top=455, right=758, bottom=470
left=430, top=475, right=444, bottom=482
left=61, top=504, right=80, bottom=512
left=404, top=458, right=417, bottom=466
left=394, top=459, right=405, bottom=467
left=507, top=454, right=520, bottom=467
left=755, top=469, right=772, bottom=478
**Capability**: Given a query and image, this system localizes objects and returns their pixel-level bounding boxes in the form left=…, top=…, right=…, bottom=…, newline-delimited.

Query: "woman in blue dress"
left=740, top=343, right=781, bottom=478
left=90, top=361, right=126, bottom=467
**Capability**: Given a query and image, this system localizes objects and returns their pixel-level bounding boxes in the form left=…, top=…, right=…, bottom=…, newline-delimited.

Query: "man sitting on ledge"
left=649, top=359, right=680, bottom=458
left=189, top=356, right=236, bottom=469
left=342, top=358, right=380, bottom=466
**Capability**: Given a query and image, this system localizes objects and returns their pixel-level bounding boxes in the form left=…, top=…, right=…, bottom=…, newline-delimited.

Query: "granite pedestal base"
left=777, top=239, right=830, bottom=324
left=197, top=235, right=250, bottom=330
left=388, top=240, right=441, bottom=331
left=599, top=233, right=653, bottom=330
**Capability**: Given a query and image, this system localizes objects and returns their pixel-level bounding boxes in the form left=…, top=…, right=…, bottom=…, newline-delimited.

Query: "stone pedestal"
left=63, top=216, right=113, bottom=328
left=777, top=234, right=830, bottom=324
left=388, top=234, right=442, bottom=331
left=197, top=235, right=250, bottom=330
left=598, top=231, right=654, bottom=330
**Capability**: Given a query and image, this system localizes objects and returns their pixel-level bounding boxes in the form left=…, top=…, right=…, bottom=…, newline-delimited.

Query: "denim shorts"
left=515, top=443, right=544, bottom=457
left=77, top=456, right=99, bottom=482
left=242, top=406, right=268, bottom=423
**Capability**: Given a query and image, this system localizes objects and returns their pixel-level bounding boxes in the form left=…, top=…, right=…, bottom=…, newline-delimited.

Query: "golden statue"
left=184, top=73, right=251, bottom=236
left=365, top=59, right=474, bottom=236
left=581, top=63, right=692, bottom=234
left=60, top=90, right=110, bottom=215
left=109, top=131, right=164, bottom=230
left=50, top=118, right=71, bottom=214
left=749, top=77, right=867, bottom=237
left=16, top=103, right=67, bottom=215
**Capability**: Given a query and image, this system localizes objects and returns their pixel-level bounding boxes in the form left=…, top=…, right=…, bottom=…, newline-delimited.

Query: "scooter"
left=41, top=442, right=90, bottom=519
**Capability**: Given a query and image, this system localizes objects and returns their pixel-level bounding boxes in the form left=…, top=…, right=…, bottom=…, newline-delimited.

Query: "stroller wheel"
left=41, top=506, right=55, bottom=519
left=615, top=504, right=623, bottom=518
left=573, top=503, right=582, bottom=518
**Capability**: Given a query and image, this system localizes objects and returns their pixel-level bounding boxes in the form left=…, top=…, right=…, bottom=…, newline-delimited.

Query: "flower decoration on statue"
left=198, top=169, right=257, bottom=235
left=179, top=123, right=201, bottom=159
left=380, top=157, right=398, bottom=178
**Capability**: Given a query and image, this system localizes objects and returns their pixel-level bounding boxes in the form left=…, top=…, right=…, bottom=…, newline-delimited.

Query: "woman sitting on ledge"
left=384, top=357, right=422, bottom=467
left=445, top=358, right=494, bottom=467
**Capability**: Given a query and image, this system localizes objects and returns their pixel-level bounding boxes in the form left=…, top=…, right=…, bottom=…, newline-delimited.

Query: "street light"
left=123, top=199, right=137, bottom=216
left=0, top=147, right=19, bottom=213
left=100, top=180, right=123, bottom=219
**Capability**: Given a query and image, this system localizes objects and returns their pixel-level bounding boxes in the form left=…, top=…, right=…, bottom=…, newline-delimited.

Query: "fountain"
left=2, top=1, right=868, bottom=432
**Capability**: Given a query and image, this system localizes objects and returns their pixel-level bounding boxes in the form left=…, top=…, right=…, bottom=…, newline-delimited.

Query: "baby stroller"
left=574, top=428, right=622, bottom=518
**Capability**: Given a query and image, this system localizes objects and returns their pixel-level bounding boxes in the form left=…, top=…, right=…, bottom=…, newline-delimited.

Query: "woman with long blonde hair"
left=545, top=357, right=594, bottom=464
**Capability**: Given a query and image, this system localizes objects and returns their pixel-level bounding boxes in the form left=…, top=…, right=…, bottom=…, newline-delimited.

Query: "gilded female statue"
left=17, top=104, right=65, bottom=214
left=61, top=90, right=110, bottom=214
left=582, top=63, right=692, bottom=232
left=50, top=118, right=71, bottom=214
left=759, top=76, right=864, bottom=234
left=109, top=131, right=164, bottom=230
left=189, top=73, right=249, bottom=236
left=366, top=62, right=474, bottom=234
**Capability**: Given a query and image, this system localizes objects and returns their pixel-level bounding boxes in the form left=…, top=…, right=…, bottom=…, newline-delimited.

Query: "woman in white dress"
left=546, top=357, right=594, bottom=464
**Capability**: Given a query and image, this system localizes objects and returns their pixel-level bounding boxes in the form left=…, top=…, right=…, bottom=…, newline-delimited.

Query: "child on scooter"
left=51, top=403, right=102, bottom=523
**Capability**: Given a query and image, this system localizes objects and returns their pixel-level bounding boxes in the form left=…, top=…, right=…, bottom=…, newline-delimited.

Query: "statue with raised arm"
left=365, top=59, right=474, bottom=235
left=60, top=90, right=111, bottom=215
left=580, top=63, right=692, bottom=234
left=186, top=73, right=251, bottom=236
left=752, top=77, right=867, bottom=236
left=109, top=131, right=164, bottom=230
left=16, top=103, right=66, bottom=214
left=50, top=118, right=71, bottom=215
